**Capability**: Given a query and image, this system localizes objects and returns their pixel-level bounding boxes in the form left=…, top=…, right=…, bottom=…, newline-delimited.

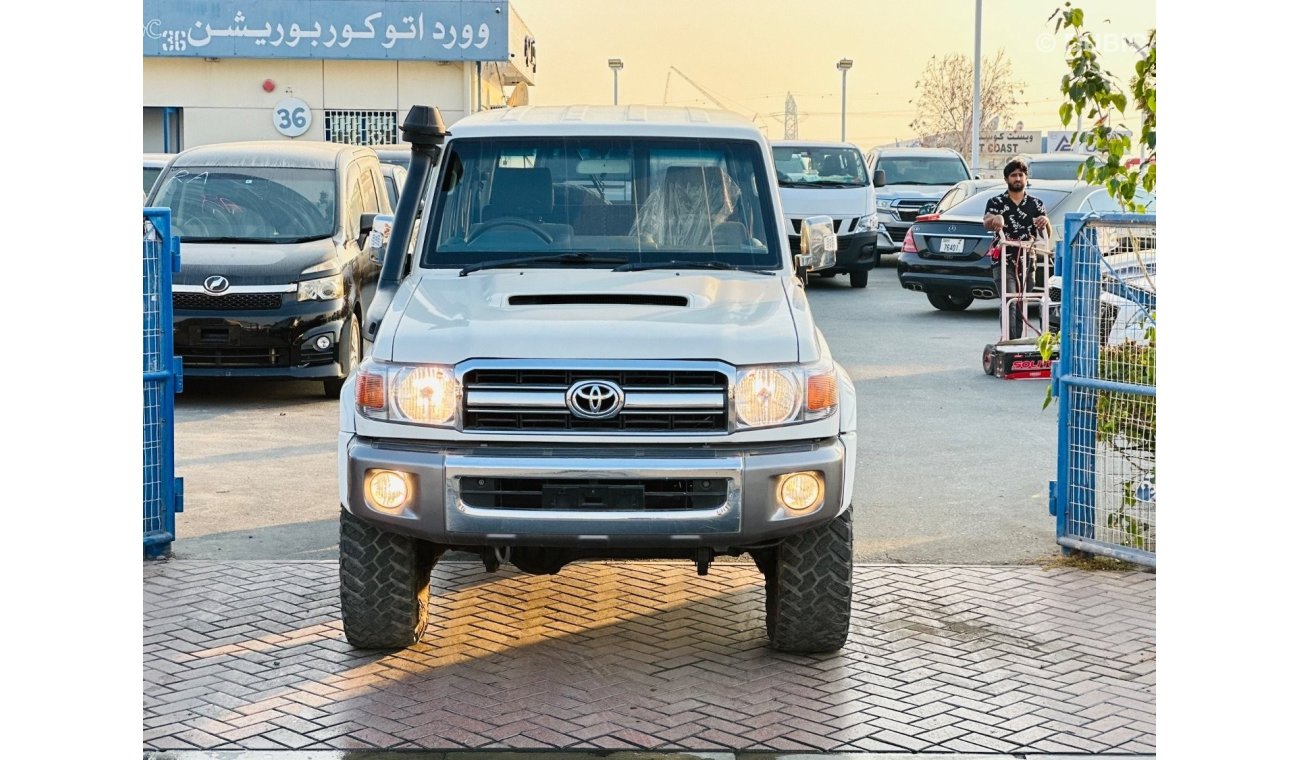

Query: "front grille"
left=178, top=347, right=285, bottom=368
left=894, top=200, right=931, bottom=223
left=462, top=368, right=728, bottom=433
left=459, top=476, right=729, bottom=511
left=174, top=292, right=282, bottom=311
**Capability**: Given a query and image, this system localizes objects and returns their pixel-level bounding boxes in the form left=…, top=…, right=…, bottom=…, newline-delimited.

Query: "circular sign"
left=272, top=97, right=312, bottom=138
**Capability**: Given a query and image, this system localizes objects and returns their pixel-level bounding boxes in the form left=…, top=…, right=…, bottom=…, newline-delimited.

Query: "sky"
left=511, top=0, right=1156, bottom=149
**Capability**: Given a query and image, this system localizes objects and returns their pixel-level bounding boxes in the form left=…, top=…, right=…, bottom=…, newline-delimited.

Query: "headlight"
left=734, top=360, right=839, bottom=429
left=355, top=359, right=460, bottom=428
left=858, top=213, right=879, bottom=231
left=875, top=202, right=895, bottom=217
left=298, top=274, right=345, bottom=301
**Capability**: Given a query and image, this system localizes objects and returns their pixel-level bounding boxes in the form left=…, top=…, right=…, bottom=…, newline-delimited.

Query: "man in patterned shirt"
left=983, top=158, right=1048, bottom=338
left=983, top=158, right=1048, bottom=239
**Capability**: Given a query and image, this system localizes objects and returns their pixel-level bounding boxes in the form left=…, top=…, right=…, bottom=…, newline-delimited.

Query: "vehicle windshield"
left=143, top=167, right=164, bottom=195
left=1030, top=159, right=1089, bottom=181
left=772, top=146, right=867, bottom=187
left=947, top=187, right=1073, bottom=217
left=423, top=137, right=781, bottom=270
left=153, top=166, right=337, bottom=242
left=877, top=156, right=970, bottom=185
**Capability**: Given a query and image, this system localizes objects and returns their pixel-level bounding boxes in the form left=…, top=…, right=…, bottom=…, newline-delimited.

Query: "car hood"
left=173, top=238, right=341, bottom=287
left=777, top=186, right=871, bottom=218
left=877, top=186, right=949, bottom=203
left=378, top=269, right=813, bottom=365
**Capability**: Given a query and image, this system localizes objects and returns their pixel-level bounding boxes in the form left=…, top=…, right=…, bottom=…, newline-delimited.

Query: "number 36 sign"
left=273, top=97, right=312, bottom=137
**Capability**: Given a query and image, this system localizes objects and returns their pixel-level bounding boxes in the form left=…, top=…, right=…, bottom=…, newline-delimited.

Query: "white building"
left=144, top=0, right=537, bottom=152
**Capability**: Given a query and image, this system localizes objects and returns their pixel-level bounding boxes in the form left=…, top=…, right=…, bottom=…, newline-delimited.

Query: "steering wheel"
left=466, top=217, right=554, bottom=244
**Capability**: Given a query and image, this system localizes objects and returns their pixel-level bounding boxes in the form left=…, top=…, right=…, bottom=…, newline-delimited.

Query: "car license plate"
left=940, top=238, right=964, bottom=253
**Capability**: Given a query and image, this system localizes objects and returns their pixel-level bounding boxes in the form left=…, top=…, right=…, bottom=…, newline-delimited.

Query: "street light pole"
left=608, top=58, right=623, bottom=105
left=971, top=0, right=983, bottom=171
left=837, top=58, right=853, bottom=142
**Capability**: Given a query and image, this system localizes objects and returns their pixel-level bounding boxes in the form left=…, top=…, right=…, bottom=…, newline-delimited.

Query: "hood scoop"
left=508, top=293, right=689, bottom=307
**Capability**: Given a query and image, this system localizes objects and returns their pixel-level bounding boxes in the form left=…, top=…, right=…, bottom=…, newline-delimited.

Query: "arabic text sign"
left=143, top=0, right=508, bottom=61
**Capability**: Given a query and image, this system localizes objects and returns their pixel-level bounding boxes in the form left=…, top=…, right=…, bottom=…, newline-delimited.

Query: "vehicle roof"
left=168, top=140, right=376, bottom=170
left=769, top=140, right=861, bottom=151
left=1027, top=152, right=1095, bottom=162
left=871, top=146, right=965, bottom=157
left=144, top=153, right=174, bottom=166
left=448, top=105, right=766, bottom=141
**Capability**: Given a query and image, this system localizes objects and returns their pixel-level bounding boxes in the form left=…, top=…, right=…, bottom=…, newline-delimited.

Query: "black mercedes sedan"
left=896, top=180, right=1124, bottom=311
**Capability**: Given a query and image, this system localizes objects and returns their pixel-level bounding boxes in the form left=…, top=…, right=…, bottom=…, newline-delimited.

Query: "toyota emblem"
left=203, top=275, right=231, bottom=295
left=565, top=380, right=625, bottom=420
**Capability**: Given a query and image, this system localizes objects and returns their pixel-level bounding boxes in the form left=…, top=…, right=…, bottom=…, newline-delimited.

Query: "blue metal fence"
left=1050, top=212, right=1156, bottom=567
left=144, top=208, right=184, bottom=559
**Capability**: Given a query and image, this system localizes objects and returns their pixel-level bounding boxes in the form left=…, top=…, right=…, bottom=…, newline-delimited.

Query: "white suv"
left=338, top=105, right=859, bottom=653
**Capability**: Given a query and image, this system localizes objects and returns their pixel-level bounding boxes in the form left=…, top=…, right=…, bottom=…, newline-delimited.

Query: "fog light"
left=365, top=469, right=412, bottom=512
left=314, top=335, right=333, bottom=351
left=777, top=471, right=824, bottom=512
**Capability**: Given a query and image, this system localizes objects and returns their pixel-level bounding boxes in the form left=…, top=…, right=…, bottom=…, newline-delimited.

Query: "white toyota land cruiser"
left=338, top=105, right=858, bottom=653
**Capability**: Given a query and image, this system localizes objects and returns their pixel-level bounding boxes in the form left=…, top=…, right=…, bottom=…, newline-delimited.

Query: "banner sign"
left=143, top=0, right=509, bottom=61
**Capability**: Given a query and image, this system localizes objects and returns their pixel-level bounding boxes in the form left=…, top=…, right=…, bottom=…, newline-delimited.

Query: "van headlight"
left=857, top=213, right=879, bottom=231
left=355, top=359, right=460, bottom=428
left=298, top=273, right=345, bottom=301
left=733, top=360, right=839, bottom=429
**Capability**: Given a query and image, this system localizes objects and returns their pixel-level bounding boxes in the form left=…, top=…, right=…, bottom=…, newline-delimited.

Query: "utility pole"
left=837, top=58, right=853, bottom=142
left=971, top=0, right=983, bottom=171
left=784, top=93, right=799, bottom=140
left=608, top=58, right=623, bottom=105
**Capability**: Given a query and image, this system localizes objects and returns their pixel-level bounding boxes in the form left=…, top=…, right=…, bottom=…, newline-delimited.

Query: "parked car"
left=1023, top=152, right=1098, bottom=181
left=1048, top=245, right=1156, bottom=345
left=369, top=143, right=413, bottom=168
left=770, top=140, right=882, bottom=288
left=896, top=180, right=1129, bottom=311
left=922, top=178, right=1005, bottom=217
left=379, top=162, right=408, bottom=209
left=864, top=146, right=974, bottom=253
left=144, top=153, right=172, bottom=197
left=337, top=104, right=857, bottom=654
left=147, top=140, right=393, bottom=397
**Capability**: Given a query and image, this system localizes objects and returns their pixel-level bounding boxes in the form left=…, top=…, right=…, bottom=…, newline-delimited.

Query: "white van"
left=770, top=140, right=884, bottom=288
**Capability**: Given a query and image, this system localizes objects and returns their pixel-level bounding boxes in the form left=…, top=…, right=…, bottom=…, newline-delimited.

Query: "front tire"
left=926, top=291, right=974, bottom=311
left=849, top=271, right=869, bottom=288
left=323, top=314, right=361, bottom=399
left=338, top=508, right=440, bottom=649
left=758, top=506, right=853, bottom=653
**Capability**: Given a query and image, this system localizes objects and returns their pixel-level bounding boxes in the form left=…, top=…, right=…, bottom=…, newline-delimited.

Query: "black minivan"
left=148, top=141, right=392, bottom=397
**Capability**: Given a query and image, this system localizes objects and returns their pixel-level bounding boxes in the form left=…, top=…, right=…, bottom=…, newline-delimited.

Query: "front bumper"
left=174, top=297, right=349, bottom=379
left=788, top=231, right=878, bottom=273
left=343, top=437, right=847, bottom=548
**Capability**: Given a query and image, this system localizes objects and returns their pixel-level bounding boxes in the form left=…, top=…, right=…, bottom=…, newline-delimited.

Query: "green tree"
left=1051, top=3, right=1155, bottom=211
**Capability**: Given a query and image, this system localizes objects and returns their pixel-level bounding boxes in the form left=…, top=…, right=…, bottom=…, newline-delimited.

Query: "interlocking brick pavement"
left=144, top=561, right=1155, bottom=754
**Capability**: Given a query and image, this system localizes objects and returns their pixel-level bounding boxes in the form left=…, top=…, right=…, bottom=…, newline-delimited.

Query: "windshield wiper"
left=182, top=236, right=277, bottom=243
left=459, top=252, right=627, bottom=276
left=614, top=260, right=771, bottom=274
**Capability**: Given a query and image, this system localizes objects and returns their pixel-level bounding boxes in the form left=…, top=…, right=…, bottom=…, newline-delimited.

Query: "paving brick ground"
left=144, top=561, right=1155, bottom=754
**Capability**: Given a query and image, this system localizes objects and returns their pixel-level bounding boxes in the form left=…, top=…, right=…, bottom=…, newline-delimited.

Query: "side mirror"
left=872, top=169, right=886, bottom=188
left=365, top=214, right=395, bottom=264
left=359, top=212, right=377, bottom=236
left=798, top=215, right=837, bottom=272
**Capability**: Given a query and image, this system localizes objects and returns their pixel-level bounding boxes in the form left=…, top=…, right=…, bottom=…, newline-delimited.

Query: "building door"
left=144, top=107, right=183, bottom=153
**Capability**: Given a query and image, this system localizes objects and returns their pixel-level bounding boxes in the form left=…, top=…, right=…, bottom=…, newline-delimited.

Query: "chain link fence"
left=1051, top=212, right=1156, bottom=566
left=144, top=209, right=183, bottom=559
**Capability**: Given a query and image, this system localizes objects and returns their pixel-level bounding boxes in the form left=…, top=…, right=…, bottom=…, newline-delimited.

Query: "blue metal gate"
left=1050, top=212, right=1156, bottom=567
left=144, top=208, right=184, bottom=559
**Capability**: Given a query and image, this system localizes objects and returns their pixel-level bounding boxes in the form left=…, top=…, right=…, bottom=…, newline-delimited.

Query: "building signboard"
left=143, top=0, right=509, bottom=61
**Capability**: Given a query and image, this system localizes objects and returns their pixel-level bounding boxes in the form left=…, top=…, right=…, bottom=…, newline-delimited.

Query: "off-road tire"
left=760, top=506, right=853, bottom=653
left=849, top=271, right=869, bottom=289
left=926, top=291, right=974, bottom=311
left=338, top=508, right=439, bottom=649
